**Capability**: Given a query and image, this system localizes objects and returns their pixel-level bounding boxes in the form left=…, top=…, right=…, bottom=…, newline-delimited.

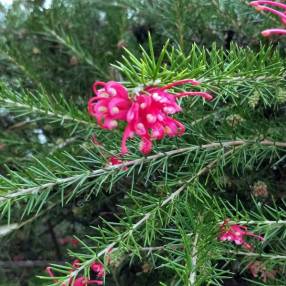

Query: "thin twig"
left=0, top=260, right=64, bottom=268
left=189, top=233, right=199, bottom=285
left=110, top=242, right=286, bottom=260
left=220, top=220, right=286, bottom=225
left=49, top=137, right=78, bottom=155
left=229, top=250, right=286, bottom=260
left=1, top=98, right=91, bottom=126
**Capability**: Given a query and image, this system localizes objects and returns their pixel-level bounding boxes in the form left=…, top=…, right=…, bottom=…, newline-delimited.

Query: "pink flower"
left=261, top=28, right=286, bottom=36
left=91, top=262, right=105, bottom=278
left=46, top=260, right=104, bottom=286
left=88, top=79, right=212, bottom=155
left=108, top=156, right=123, bottom=166
left=88, top=81, right=131, bottom=130
left=108, top=155, right=128, bottom=170
left=249, top=1, right=286, bottom=36
left=219, top=220, right=264, bottom=250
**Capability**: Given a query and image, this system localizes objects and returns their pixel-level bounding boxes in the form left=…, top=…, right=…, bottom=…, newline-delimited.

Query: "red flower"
left=108, top=155, right=128, bottom=170
left=108, top=156, right=123, bottom=166
left=91, top=262, right=105, bottom=278
left=46, top=260, right=104, bottom=286
left=249, top=1, right=286, bottom=36
left=89, top=79, right=212, bottom=155
left=219, top=220, right=263, bottom=250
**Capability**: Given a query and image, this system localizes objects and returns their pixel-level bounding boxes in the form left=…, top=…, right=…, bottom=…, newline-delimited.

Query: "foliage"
left=0, top=0, right=286, bottom=285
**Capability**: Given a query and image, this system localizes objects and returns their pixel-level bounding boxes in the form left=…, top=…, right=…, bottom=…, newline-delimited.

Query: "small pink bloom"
left=219, top=219, right=263, bottom=250
left=91, top=262, right=105, bottom=278
left=46, top=260, right=105, bottom=286
left=71, top=259, right=81, bottom=269
left=108, top=155, right=128, bottom=170
left=249, top=1, right=286, bottom=36
left=108, top=156, right=122, bottom=165
left=261, top=28, right=286, bottom=36
left=46, top=267, right=57, bottom=284
left=250, top=0, right=286, bottom=11
left=250, top=2, right=286, bottom=23
left=139, top=136, right=153, bottom=154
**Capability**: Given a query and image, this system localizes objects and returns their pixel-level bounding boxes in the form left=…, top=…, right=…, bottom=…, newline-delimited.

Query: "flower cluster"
left=88, top=79, right=212, bottom=155
left=46, top=260, right=104, bottom=286
left=219, top=220, right=264, bottom=250
left=249, top=1, right=286, bottom=36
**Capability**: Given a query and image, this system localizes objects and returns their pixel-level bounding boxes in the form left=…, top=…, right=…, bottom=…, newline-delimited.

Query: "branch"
left=221, top=220, right=286, bottom=225
left=189, top=233, right=199, bottom=285
left=1, top=98, right=91, bottom=126
left=1, top=139, right=285, bottom=203
left=229, top=250, right=286, bottom=260
left=0, top=260, right=63, bottom=268
left=110, top=242, right=286, bottom=260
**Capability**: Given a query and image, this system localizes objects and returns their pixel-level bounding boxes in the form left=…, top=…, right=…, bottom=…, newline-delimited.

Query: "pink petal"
left=249, top=1, right=286, bottom=11
left=252, top=5, right=286, bottom=23
left=151, top=123, right=165, bottom=140
left=102, top=118, right=118, bottom=130
left=170, top=118, right=186, bottom=136
left=139, top=136, right=153, bottom=154
left=105, top=81, right=129, bottom=98
left=160, top=79, right=200, bottom=90
left=121, top=126, right=133, bottom=155
left=146, top=113, right=157, bottom=124
left=177, top=91, right=213, bottom=101
left=135, top=122, right=147, bottom=136
left=91, top=262, right=105, bottom=277
left=127, top=102, right=139, bottom=122
left=93, top=81, right=106, bottom=96
left=261, top=28, right=286, bottom=36
left=108, top=97, right=131, bottom=120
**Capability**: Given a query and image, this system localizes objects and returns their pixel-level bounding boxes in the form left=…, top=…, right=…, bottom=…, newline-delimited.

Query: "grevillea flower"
left=219, top=219, right=264, bottom=250
left=249, top=1, right=286, bottom=36
left=46, top=260, right=104, bottom=286
left=88, top=79, right=212, bottom=155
